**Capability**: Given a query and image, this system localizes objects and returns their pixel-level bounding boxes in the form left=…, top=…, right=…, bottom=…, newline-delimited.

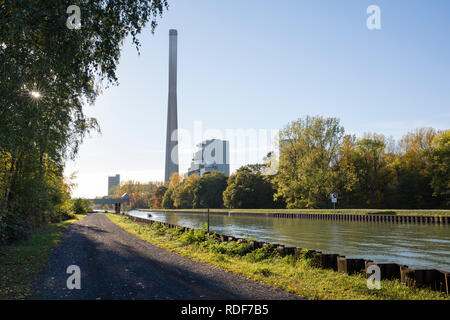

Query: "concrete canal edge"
left=144, top=209, right=450, bottom=225
left=121, top=213, right=449, bottom=295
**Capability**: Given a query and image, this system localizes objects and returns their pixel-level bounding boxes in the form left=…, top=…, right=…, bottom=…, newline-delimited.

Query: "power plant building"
left=188, top=139, right=230, bottom=177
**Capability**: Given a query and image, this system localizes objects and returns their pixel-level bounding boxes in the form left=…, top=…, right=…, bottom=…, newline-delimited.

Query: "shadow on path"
left=30, top=213, right=302, bottom=300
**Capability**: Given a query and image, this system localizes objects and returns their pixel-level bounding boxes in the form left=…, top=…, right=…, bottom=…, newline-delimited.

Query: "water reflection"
left=127, top=210, right=450, bottom=271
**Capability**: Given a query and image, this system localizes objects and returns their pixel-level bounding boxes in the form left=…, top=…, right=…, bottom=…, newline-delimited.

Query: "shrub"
left=71, top=198, right=92, bottom=215
left=1, top=213, right=33, bottom=244
left=180, top=228, right=207, bottom=244
left=245, top=246, right=277, bottom=262
left=210, top=241, right=252, bottom=257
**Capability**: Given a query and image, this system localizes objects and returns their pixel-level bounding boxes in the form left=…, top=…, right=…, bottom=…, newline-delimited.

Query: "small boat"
left=147, top=213, right=152, bottom=218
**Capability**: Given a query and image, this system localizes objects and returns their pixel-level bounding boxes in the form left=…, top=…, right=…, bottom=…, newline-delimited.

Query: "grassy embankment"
left=0, top=215, right=85, bottom=299
left=105, top=213, right=449, bottom=300
left=138, top=208, right=450, bottom=216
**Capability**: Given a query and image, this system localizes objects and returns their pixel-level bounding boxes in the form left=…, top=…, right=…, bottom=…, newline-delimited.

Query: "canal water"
left=127, top=210, right=450, bottom=271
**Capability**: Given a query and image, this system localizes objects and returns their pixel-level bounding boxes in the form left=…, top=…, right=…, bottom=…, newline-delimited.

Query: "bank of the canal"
left=139, top=208, right=450, bottom=220
left=129, top=209, right=450, bottom=272
left=107, top=213, right=449, bottom=300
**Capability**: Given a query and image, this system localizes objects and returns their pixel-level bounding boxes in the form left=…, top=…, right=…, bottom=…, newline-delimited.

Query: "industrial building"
left=108, top=174, right=120, bottom=195
left=187, top=139, right=230, bottom=177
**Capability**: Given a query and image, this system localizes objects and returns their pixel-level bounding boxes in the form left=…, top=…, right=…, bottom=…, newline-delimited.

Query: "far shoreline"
left=135, top=208, right=450, bottom=217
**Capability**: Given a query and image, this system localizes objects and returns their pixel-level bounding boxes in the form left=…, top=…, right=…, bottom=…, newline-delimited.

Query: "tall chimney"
left=165, top=29, right=179, bottom=182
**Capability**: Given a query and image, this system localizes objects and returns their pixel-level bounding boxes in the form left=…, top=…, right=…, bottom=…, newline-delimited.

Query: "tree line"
left=110, top=116, right=448, bottom=211
left=273, top=116, right=448, bottom=209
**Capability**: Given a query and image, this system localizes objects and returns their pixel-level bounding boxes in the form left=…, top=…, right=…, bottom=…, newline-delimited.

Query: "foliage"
left=0, top=1, right=168, bottom=242
left=173, top=174, right=200, bottom=209
left=155, top=123, right=448, bottom=210
left=161, top=188, right=175, bottom=209
left=270, top=118, right=447, bottom=209
left=427, top=130, right=449, bottom=205
left=244, top=246, right=277, bottom=262
left=0, top=159, right=74, bottom=243
left=161, top=172, right=180, bottom=209
left=196, top=171, right=228, bottom=208
left=161, top=171, right=228, bottom=209
left=274, top=116, right=355, bottom=208
left=385, top=128, right=439, bottom=209
left=150, top=124, right=447, bottom=211
left=337, top=133, right=394, bottom=208
left=112, top=180, right=162, bottom=209
left=209, top=240, right=253, bottom=257
left=179, top=227, right=208, bottom=245
left=151, top=185, right=168, bottom=209
left=71, top=198, right=92, bottom=215
left=223, top=165, right=277, bottom=209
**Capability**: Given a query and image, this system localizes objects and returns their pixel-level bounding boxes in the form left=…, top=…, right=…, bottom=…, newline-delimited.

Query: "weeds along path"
left=30, top=213, right=302, bottom=300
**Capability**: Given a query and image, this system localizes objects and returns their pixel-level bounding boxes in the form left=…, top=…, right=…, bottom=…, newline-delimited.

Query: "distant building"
left=108, top=174, right=120, bottom=195
left=187, top=139, right=229, bottom=177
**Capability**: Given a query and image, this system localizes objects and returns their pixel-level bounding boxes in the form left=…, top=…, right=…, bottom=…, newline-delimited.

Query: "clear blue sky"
left=65, top=0, right=450, bottom=198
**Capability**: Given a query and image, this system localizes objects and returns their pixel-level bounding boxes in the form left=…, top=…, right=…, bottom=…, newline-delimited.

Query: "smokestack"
left=165, top=29, right=179, bottom=182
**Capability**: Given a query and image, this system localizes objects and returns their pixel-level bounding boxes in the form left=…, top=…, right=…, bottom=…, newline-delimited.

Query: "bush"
left=71, top=198, right=92, bottom=215
left=210, top=241, right=252, bottom=257
left=1, top=213, right=33, bottom=244
left=245, top=246, right=277, bottom=262
left=60, top=211, right=77, bottom=221
left=180, top=228, right=207, bottom=244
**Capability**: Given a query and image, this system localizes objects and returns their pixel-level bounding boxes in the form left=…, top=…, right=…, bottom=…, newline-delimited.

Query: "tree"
left=71, top=198, right=92, bottom=215
left=128, top=192, right=148, bottom=209
left=161, top=172, right=180, bottom=209
left=427, top=130, right=449, bottom=206
left=273, top=116, right=354, bottom=208
left=173, top=174, right=200, bottom=209
left=389, top=128, right=438, bottom=208
left=0, top=1, right=168, bottom=242
left=355, top=133, right=389, bottom=207
left=112, top=180, right=160, bottom=209
left=161, top=188, right=174, bottom=209
left=151, top=185, right=167, bottom=209
left=223, top=165, right=276, bottom=209
left=196, top=171, right=228, bottom=208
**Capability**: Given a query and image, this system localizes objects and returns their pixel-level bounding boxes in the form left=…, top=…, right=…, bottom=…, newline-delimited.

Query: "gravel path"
left=30, top=213, right=303, bottom=300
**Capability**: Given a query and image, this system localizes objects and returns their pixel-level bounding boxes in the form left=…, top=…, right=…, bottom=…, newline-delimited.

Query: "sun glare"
left=30, top=91, right=42, bottom=99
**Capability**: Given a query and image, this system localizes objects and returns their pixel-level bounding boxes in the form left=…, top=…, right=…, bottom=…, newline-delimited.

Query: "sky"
left=65, top=0, right=450, bottom=198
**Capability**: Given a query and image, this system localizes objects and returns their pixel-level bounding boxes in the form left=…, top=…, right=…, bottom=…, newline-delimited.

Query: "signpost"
left=330, top=192, right=338, bottom=211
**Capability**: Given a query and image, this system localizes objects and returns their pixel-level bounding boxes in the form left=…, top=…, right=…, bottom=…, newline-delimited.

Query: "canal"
left=127, top=210, right=450, bottom=271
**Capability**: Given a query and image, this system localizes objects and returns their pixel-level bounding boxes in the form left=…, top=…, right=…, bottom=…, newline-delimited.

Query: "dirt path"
left=30, top=213, right=302, bottom=300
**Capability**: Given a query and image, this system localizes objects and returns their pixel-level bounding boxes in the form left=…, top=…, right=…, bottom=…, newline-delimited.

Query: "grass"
left=0, top=215, right=85, bottom=300
left=138, top=208, right=450, bottom=216
left=105, top=213, right=449, bottom=300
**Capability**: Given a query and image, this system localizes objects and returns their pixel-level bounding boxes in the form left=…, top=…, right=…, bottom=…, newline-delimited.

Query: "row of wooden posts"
left=124, top=214, right=449, bottom=295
